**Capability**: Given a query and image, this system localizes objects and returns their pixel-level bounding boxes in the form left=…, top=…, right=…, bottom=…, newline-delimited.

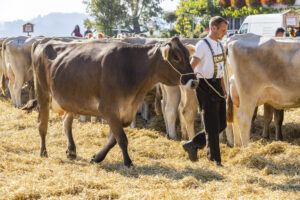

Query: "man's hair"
left=275, top=27, right=285, bottom=36
left=209, top=16, right=229, bottom=29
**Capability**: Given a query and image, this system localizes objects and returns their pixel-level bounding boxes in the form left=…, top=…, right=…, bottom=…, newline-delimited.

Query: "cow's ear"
left=185, top=44, right=195, bottom=56
left=160, top=43, right=170, bottom=60
left=171, top=37, right=180, bottom=43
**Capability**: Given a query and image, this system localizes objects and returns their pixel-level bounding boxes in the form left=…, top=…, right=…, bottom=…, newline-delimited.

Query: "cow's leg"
left=36, top=84, right=50, bottom=157
left=225, top=124, right=234, bottom=147
left=91, top=129, right=116, bottom=163
left=161, top=86, right=169, bottom=134
left=165, top=100, right=179, bottom=140
left=262, top=104, right=273, bottom=139
left=154, top=84, right=162, bottom=115
left=251, top=107, right=258, bottom=133
left=141, top=102, right=150, bottom=122
left=236, top=101, right=256, bottom=147
left=80, top=115, right=87, bottom=122
left=111, top=125, right=132, bottom=167
left=164, top=86, right=180, bottom=140
left=28, top=80, right=34, bottom=100
left=184, top=90, right=198, bottom=140
left=13, top=75, right=24, bottom=108
left=274, top=109, right=284, bottom=141
left=8, top=79, right=15, bottom=105
left=232, top=105, right=242, bottom=146
left=91, top=116, right=97, bottom=123
left=178, top=99, right=188, bottom=140
left=179, top=100, right=197, bottom=140
left=63, top=112, right=76, bottom=159
left=92, top=120, right=132, bottom=167
left=7, top=67, right=15, bottom=105
left=130, top=116, right=136, bottom=128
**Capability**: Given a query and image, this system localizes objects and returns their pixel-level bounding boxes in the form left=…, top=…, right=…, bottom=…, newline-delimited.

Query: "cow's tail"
left=154, top=84, right=162, bottom=115
left=1, top=43, right=6, bottom=95
left=21, top=99, right=38, bottom=113
left=226, top=89, right=234, bottom=123
left=31, top=40, right=40, bottom=58
left=1, top=73, right=6, bottom=95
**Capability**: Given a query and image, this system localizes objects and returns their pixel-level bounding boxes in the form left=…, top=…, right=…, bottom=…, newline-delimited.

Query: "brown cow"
left=31, top=37, right=198, bottom=167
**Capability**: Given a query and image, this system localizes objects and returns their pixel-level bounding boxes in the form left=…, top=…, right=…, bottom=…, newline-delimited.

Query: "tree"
left=84, top=0, right=126, bottom=36
left=175, top=0, right=221, bottom=37
left=83, top=18, right=94, bottom=29
left=84, top=0, right=163, bottom=35
left=163, top=11, right=177, bottom=24
left=122, top=0, right=163, bottom=33
left=175, top=0, right=283, bottom=37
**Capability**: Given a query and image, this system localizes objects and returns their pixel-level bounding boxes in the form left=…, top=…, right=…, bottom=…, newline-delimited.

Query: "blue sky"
left=0, top=0, right=180, bottom=22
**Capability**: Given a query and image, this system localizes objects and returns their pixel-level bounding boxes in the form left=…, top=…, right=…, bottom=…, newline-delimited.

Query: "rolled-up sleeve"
left=193, top=41, right=205, bottom=59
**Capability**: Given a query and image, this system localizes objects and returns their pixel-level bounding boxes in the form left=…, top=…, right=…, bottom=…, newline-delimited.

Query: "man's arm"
left=190, top=56, right=201, bottom=71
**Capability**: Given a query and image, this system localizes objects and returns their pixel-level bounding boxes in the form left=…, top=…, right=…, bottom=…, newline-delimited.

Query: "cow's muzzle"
left=182, top=79, right=199, bottom=89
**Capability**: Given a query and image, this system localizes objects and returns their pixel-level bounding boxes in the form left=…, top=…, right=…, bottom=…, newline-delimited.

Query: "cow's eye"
left=173, top=54, right=180, bottom=62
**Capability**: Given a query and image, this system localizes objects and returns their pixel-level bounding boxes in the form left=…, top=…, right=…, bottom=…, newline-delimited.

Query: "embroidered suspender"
left=203, top=39, right=225, bottom=80
left=219, top=42, right=226, bottom=68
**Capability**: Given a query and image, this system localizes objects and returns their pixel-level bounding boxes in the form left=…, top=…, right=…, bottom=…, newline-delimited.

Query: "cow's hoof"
left=90, top=154, right=104, bottom=164
left=168, top=135, right=179, bottom=141
left=216, top=161, right=223, bottom=167
left=40, top=150, right=48, bottom=158
left=66, top=149, right=77, bottom=160
left=275, top=136, right=283, bottom=141
left=124, top=161, right=133, bottom=168
left=90, top=155, right=98, bottom=163
left=262, top=135, right=270, bottom=140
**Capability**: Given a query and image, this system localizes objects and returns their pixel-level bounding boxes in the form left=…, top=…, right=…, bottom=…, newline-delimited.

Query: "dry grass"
left=0, top=96, right=299, bottom=200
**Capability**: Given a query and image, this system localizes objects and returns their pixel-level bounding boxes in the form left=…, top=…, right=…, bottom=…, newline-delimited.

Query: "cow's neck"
left=116, top=45, right=162, bottom=109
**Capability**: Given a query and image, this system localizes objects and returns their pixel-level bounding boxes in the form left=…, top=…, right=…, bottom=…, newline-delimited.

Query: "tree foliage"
left=84, top=0, right=163, bottom=35
left=175, top=0, right=221, bottom=37
left=163, top=11, right=177, bottom=23
left=175, top=0, right=283, bottom=37
left=122, top=0, right=163, bottom=33
left=221, top=5, right=282, bottom=17
left=83, top=18, right=94, bottom=29
left=84, top=0, right=126, bottom=36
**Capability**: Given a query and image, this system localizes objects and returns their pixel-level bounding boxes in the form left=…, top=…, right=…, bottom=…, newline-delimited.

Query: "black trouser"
left=193, top=78, right=226, bottom=163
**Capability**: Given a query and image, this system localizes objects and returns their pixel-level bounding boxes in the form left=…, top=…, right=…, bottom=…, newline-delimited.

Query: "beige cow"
left=226, top=33, right=300, bottom=147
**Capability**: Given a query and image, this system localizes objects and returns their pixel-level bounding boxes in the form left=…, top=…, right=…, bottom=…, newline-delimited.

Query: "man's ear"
left=211, top=25, right=217, bottom=32
left=160, top=43, right=170, bottom=60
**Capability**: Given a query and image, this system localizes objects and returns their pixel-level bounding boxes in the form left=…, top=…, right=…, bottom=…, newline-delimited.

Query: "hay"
left=0, top=98, right=299, bottom=199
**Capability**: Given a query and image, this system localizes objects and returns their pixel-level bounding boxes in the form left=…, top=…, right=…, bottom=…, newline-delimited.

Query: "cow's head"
left=160, top=37, right=198, bottom=89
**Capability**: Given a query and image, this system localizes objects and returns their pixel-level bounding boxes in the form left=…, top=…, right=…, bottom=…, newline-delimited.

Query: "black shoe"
left=182, top=141, right=198, bottom=162
left=192, top=131, right=206, bottom=149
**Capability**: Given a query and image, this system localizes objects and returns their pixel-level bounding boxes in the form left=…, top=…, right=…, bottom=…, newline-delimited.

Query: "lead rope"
left=154, top=43, right=196, bottom=85
left=165, top=59, right=196, bottom=85
left=162, top=44, right=226, bottom=100
left=196, top=72, right=226, bottom=99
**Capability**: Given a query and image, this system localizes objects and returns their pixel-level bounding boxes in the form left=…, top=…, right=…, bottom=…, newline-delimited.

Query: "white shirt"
left=193, top=36, right=224, bottom=79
